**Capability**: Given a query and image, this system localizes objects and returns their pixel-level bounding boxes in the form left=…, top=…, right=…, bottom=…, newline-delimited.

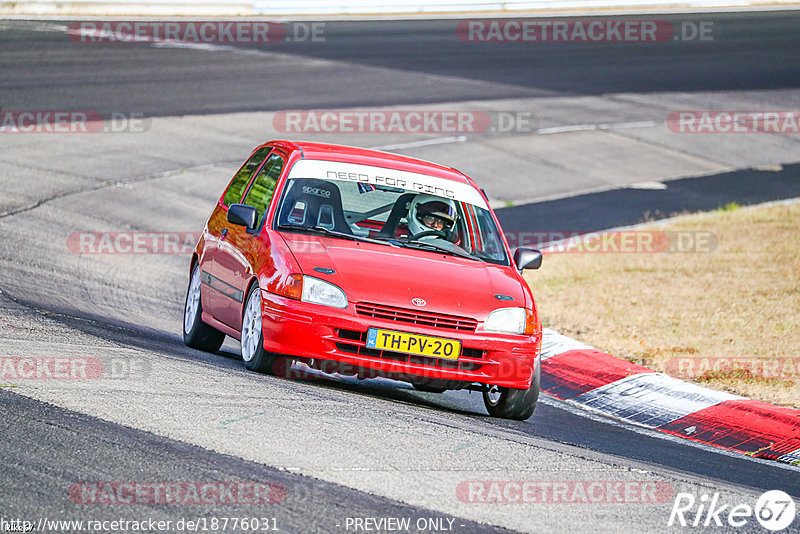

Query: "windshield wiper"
left=277, top=224, right=356, bottom=240
left=276, top=224, right=395, bottom=246
left=399, top=239, right=478, bottom=261
left=471, top=250, right=507, bottom=265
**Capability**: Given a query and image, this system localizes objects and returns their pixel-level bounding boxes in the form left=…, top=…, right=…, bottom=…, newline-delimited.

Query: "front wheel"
left=183, top=264, right=225, bottom=352
left=241, top=284, right=277, bottom=374
left=482, top=362, right=540, bottom=420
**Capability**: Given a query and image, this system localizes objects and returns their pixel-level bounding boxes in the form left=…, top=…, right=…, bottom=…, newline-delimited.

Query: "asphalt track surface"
left=1, top=12, right=800, bottom=534
left=496, top=163, right=800, bottom=233
left=1, top=13, right=799, bottom=116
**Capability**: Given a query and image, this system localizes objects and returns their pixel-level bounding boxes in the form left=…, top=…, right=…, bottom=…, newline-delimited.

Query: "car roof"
left=267, top=140, right=474, bottom=186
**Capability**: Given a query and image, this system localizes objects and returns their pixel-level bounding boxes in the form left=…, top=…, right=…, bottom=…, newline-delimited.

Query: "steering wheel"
left=409, top=230, right=447, bottom=241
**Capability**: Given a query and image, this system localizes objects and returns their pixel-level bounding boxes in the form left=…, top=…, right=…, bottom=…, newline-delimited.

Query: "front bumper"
left=259, top=290, right=541, bottom=389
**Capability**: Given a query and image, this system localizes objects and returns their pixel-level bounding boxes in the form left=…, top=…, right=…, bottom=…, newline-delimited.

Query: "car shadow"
left=5, top=293, right=486, bottom=418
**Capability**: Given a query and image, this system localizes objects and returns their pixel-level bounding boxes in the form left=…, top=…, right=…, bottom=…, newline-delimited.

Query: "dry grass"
left=523, top=201, right=800, bottom=408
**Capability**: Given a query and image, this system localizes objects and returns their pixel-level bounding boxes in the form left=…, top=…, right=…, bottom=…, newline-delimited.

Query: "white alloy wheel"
left=485, top=384, right=503, bottom=406
left=184, top=266, right=202, bottom=335
left=241, top=287, right=262, bottom=363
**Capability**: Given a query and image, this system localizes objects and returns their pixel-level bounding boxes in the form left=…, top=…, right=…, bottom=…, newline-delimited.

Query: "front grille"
left=355, top=302, right=478, bottom=332
left=334, top=329, right=483, bottom=372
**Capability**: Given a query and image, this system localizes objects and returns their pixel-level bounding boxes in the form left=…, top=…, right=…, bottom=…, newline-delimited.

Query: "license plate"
left=366, top=328, right=461, bottom=360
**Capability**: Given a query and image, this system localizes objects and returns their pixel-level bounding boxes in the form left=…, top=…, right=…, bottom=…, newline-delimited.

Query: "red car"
left=183, top=140, right=543, bottom=420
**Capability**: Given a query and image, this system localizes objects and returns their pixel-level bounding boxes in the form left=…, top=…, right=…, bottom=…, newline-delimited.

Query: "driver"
left=407, top=194, right=458, bottom=240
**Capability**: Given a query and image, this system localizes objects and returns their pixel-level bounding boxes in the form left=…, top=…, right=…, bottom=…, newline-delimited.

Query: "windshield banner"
left=287, top=159, right=488, bottom=209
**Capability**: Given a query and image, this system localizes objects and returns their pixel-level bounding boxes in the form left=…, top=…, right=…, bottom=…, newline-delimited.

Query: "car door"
left=201, top=146, right=273, bottom=324
left=214, top=151, right=285, bottom=329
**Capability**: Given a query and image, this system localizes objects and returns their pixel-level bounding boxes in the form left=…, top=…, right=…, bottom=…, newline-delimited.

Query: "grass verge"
left=524, top=200, right=800, bottom=409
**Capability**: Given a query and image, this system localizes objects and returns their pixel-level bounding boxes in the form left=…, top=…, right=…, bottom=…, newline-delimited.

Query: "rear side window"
left=222, top=147, right=272, bottom=206
left=242, top=153, right=284, bottom=227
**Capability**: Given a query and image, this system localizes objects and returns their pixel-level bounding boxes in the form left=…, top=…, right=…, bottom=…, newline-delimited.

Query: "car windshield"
left=273, top=160, right=509, bottom=265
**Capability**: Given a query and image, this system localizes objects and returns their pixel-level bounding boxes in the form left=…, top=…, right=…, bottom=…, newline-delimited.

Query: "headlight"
left=301, top=276, right=348, bottom=308
left=484, top=307, right=526, bottom=334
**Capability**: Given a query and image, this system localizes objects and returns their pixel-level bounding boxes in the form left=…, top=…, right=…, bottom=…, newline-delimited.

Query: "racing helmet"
left=407, top=194, right=458, bottom=237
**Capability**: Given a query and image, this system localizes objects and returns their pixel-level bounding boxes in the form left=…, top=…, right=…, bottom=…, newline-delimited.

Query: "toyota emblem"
left=411, top=298, right=426, bottom=307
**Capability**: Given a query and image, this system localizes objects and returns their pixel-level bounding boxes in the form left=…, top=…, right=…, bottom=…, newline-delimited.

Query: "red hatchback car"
left=183, top=141, right=543, bottom=420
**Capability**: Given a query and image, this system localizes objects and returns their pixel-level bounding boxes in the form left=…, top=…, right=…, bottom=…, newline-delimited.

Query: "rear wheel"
left=482, top=362, right=540, bottom=420
left=241, top=283, right=277, bottom=374
left=183, top=264, right=225, bottom=352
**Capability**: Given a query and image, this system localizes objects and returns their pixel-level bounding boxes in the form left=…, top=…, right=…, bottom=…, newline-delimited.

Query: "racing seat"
left=277, top=178, right=353, bottom=234
left=376, top=193, right=416, bottom=239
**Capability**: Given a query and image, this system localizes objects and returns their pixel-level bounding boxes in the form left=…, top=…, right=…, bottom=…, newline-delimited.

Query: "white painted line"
left=536, top=120, right=655, bottom=135
left=369, top=136, right=468, bottom=151
left=628, top=181, right=668, bottom=190
left=150, top=41, right=242, bottom=52
left=572, top=372, right=742, bottom=428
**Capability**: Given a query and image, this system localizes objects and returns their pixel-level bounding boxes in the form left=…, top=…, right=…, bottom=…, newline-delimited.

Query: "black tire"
left=183, top=264, right=225, bottom=352
left=240, top=283, right=277, bottom=374
left=482, top=361, right=540, bottom=420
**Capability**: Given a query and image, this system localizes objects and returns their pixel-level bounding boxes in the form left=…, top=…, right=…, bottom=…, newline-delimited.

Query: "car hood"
left=280, top=233, right=526, bottom=319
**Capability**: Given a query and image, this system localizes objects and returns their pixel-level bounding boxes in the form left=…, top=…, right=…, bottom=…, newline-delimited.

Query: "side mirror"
left=227, top=204, right=258, bottom=230
left=513, top=247, right=542, bottom=270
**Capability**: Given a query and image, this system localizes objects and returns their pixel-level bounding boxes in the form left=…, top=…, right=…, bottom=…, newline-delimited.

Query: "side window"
left=242, top=153, right=284, bottom=226
left=221, top=147, right=272, bottom=206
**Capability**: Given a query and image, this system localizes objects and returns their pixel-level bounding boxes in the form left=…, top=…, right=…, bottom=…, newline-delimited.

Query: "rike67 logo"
left=669, top=490, right=796, bottom=531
